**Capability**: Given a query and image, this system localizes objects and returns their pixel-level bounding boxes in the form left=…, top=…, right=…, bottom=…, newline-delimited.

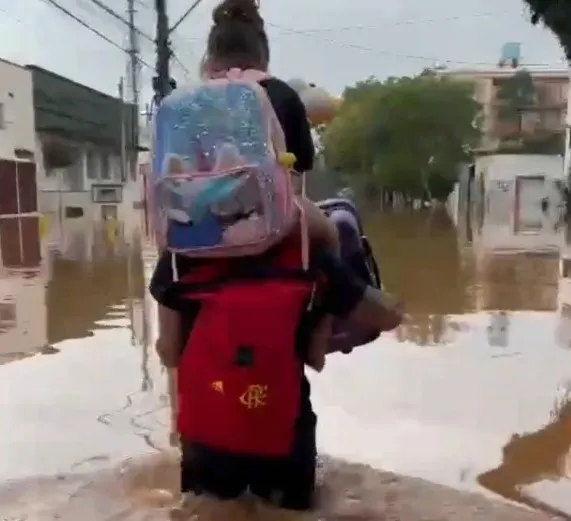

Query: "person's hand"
left=307, top=316, right=332, bottom=372
left=378, top=290, right=403, bottom=331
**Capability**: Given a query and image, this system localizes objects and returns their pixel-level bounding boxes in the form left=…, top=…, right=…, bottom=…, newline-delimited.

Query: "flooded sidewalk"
left=1, top=211, right=571, bottom=519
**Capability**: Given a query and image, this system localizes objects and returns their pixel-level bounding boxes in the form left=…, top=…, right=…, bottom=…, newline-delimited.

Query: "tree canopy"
left=322, top=75, right=481, bottom=201
left=523, top=0, right=571, bottom=60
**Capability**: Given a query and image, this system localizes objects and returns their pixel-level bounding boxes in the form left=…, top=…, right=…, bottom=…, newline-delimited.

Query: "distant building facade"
left=437, top=66, right=568, bottom=151
left=31, top=65, right=142, bottom=226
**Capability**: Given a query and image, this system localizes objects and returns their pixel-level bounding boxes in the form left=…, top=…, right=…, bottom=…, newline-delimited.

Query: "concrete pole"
left=119, top=78, right=127, bottom=183
left=127, top=0, right=140, bottom=109
left=564, top=66, right=571, bottom=185
left=154, top=0, right=171, bottom=104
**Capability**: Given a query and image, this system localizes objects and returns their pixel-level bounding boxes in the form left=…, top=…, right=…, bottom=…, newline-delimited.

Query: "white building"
left=36, top=147, right=142, bottom=225
left=0, top=59, right=47, bottom=359
left=0, top=59, right=41, bottom=272
left=469, top=154, right=565, bottom=254
left=0, top=58, right=36, bottom=162
left=26, top=65, right=144, bottom=258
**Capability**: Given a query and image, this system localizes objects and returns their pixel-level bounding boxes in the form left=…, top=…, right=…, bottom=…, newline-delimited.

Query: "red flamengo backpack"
left=176, top=227, right=314, bottom=457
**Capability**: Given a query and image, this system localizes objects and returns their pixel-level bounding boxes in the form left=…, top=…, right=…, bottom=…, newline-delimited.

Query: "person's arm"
left=149, top=252, right=194, bottom=446
left=317, top=248, right=403, bottom=331
left=347, top=287, right=402, bottom=330
left=264, top=78, right=315, bottom=172
left=156, top=305, right=183, bottom=369
left=300, top=198, right=340, bottom=254
left=282, top=93, right=314, bottom=172
left=149, top=252, right=191, bottom=368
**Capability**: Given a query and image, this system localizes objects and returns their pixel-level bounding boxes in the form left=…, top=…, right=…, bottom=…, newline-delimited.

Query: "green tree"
left=323, top=75, right=481, bottom=201
left=495, top=70, right=536, bottom=135
left=523, top=0, right=571, bottom=60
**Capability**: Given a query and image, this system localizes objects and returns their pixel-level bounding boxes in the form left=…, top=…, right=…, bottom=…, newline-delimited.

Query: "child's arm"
left=299, top=197, right=340, bottom=254
left=300, top=199, right=339, bottom=372
left=317, top=248, right=403, bottom=333
left=306, top=315, right=331, bottom=372
left=156, top=304, right=184, bottom=368
left=156, top=304, right=183, bottom=446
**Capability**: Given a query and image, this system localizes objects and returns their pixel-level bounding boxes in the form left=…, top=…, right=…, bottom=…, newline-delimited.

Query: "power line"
left=84, top=0, right=190, bottom=75
left=267, top=22, right=555, bottom=68
left=40, top=0, right=154, bottom=68
left=134, top=0, right=152, bottom=10
left=169, top=0, right=205, bottom=35
left=85, top=0, right=154, bottom=43
left=288, top=11, right=512, bottom=34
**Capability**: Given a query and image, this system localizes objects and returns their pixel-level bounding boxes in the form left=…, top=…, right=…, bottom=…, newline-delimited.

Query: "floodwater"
left=2, top=207, right=571, bottom=519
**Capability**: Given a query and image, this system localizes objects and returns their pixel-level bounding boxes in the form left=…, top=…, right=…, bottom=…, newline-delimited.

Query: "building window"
left=514, top=175, right=545, bottom=234
left=112, top=155, right=123, bottom=181
left=101, top=204, right=118, bottom=220
left=65, top=152, right=85, bottom=192
left=101, top=152, right=111, bottom=179
left=0, top=103, right=5, bottom=129
left=85, top=149, right=99, bottom=180
left=65, top=206, right=84, bottom=218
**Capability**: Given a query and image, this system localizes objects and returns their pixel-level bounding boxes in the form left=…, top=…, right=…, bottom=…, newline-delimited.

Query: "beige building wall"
left=438, top=67, right=568, bottom=150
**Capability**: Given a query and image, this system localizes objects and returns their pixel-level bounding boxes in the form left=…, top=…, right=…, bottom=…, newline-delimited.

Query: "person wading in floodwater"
left=150, top=0, right=403, bottom=519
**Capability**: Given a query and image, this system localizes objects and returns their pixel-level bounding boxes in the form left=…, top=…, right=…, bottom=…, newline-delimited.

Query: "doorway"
left=514, top=175, right=545, bottom=234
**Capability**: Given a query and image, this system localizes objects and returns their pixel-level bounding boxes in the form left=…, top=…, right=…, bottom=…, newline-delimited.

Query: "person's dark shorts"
left=180, top=412, right=317, bottom=511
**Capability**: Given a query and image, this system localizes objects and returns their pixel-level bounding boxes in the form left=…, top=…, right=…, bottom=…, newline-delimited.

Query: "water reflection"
left=367, top=210, right=476, bottom=346
left=0, top=206, right=169, bottom=489
left=477, top=391, right=571, bottom=515
left=0, top=207, right=151, bottom=365
left=315, top=206, right=571, bottom=515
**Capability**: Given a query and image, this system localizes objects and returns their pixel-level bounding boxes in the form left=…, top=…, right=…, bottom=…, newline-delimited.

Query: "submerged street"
left=2, top=208, right=571, bottom=518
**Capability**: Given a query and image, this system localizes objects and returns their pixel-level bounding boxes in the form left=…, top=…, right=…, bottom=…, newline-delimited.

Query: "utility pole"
left=119, top=77, right=127, bottom=183
left=127, top=0, right=140, bottom=109
left=154, top=0, right=172, bottom=104
left=153, top=0, right=204, bottom=105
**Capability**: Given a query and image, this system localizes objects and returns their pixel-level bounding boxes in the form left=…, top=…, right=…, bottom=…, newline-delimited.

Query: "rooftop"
left=437, top=66, right=569, bottom=79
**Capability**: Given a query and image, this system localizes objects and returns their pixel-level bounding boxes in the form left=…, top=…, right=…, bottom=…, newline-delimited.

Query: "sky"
left=1, top=0, right=568, bottom=104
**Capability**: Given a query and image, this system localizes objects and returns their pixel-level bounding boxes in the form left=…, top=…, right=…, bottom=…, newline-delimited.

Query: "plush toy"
left=287, top=78, right=340, bottom=126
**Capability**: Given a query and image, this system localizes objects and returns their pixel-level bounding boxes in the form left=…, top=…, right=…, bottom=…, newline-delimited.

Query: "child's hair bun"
left=213, top=0, right=262, bottom=28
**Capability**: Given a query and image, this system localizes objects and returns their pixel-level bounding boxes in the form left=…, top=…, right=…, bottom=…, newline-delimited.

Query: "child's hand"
left=379, top=291, right=404, bottom=330
left=307, top=316, right=332, bottom=372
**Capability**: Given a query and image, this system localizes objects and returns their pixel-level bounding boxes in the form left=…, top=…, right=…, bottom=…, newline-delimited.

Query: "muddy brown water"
left=1, top=209, right=571, bottom=519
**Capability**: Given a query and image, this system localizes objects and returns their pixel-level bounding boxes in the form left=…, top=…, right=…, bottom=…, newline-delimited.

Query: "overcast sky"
left=1, top=0, right=567, bottom=103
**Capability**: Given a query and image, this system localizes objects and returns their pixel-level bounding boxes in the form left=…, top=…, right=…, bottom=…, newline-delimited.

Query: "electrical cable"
left=39, top=0, right=154, bottom=69
left=267, top=22, right=560, bottom=68
left=86, top=0, right=154, bottom=43
left=84, top=0, right=190, bottom=75
left=285, top=11, right=513, bottom=34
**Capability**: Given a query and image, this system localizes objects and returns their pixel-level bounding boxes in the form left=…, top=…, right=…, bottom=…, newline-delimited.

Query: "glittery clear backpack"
left=150, top=68, right=299, bottom=258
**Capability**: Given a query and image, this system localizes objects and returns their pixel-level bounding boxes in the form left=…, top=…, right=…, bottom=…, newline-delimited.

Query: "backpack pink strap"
left=226, top=68, right=268, bottom=82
